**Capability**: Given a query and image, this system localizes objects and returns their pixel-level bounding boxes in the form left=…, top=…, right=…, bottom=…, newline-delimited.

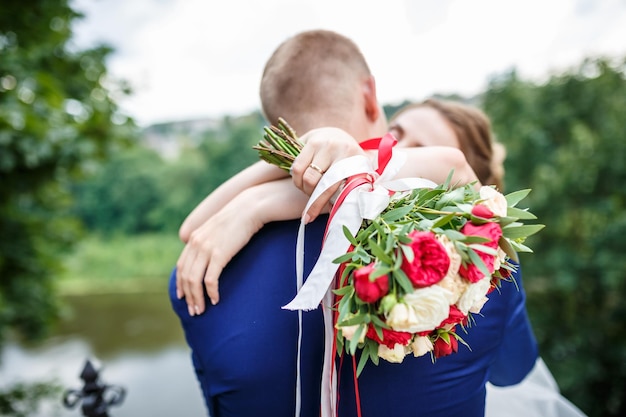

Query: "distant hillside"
left=140, top=112, right=265, bottom=159
left=139, top=96, right=477, bottom=159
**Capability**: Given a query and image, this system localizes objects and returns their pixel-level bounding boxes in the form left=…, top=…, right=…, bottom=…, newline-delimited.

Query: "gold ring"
left=308, top=163, right=325, bottom=175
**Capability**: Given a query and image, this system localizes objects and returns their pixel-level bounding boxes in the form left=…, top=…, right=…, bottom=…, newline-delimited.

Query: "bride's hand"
left=290, top=128, right=365, bottom=222
left=175, top=190, right=265, bottom=315
left=175, top=179, right=308, bottom=315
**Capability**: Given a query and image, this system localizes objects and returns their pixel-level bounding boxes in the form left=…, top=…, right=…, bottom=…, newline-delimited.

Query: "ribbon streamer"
left=286, top=134, right=437, bottom=417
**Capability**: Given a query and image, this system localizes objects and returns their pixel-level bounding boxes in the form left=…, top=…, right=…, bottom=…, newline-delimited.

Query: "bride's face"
left=389, top=107, right=459, bottom=149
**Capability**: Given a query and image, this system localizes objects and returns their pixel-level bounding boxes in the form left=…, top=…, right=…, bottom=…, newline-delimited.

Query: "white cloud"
left=72, top=0, right=626, bottom=126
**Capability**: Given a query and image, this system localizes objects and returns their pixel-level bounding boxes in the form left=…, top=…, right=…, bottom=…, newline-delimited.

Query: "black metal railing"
left=62, top=359, right=126, bottom=417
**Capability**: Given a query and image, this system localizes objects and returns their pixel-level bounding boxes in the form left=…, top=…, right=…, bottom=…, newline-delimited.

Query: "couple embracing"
left=169, top=30, right=585, bottom=417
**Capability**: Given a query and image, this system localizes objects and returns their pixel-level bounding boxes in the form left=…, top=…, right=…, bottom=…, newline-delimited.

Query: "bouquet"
left=255, top=119, right=544, bottom=376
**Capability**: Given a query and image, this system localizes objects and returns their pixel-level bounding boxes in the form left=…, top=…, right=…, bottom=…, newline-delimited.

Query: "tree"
left=0, top=0, right=136, bottom=343
left=482, top=56, right=626, bottom=417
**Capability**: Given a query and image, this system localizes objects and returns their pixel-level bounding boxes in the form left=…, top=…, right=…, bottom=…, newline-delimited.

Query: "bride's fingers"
left=301, top=161, right=328, bottom=195
left=305, top=181, right=342, bottom=223
left=204, top=256, right=226, bottom=306
left=291, top=147, right=315, bottom=191
left=175, top=247, right=189, bottom=300
left=187, top=254, right=208, bottom=315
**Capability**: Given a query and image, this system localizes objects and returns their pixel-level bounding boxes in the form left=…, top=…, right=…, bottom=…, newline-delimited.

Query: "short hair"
left=391, top=99, right=505, bottom=190
left=260, top=30, right=371, bottom=133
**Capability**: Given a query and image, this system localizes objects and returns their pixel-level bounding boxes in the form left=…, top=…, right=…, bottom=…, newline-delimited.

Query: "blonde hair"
left=391, top=99, right=506, bottom=190
left=260, top=30, right=371, bottom=133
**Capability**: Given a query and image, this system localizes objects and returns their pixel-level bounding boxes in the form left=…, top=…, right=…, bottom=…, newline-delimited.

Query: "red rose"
left=353, top=263, right=389, bottom=303
left=433, top=332, right=459, bottom=358
left=400, top=231, right=450, bottom=288
left=471, top=204, right=494, bottom=219
left=461, top=221, right=502, bottom=249
left=459, top=222, right=503, bottom=283
left=439, top=305, right=467, bottom=327
left=366, top=325, right=412, bottom=349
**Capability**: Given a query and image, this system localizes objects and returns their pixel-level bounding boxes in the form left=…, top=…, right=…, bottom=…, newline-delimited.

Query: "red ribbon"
left=323, top=133, right=398, bottom=417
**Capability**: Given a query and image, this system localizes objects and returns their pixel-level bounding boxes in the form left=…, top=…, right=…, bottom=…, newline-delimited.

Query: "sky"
left=71, top=0, right=626, bottom=126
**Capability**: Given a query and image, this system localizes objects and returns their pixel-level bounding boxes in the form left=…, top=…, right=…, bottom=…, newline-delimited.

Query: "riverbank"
left=57, top=233, right=183, bottom=295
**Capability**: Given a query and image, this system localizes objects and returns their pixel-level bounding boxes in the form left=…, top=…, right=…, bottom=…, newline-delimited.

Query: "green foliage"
left=70, top=113, right=264, bottom=234
left=72, top=147, right=166, bottom=233
left=0, top=380, right=63, bottom=417
left=0, top=0, right=137, bottom=344
left=58, top=233, right=183, bottom=293
left=483, top=56, right=626, bottom=417
left=196, top=113, right=265, bottom=192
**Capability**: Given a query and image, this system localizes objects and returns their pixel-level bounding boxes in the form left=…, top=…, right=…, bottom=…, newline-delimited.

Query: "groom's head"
left=260, top=30, right=387, bottom=140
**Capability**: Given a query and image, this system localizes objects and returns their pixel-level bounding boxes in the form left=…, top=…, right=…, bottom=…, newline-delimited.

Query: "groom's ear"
left=363, top=75, right=380, bottom=122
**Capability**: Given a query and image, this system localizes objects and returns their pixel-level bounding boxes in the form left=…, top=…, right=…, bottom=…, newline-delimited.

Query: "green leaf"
left=333, top=252, right=356, bottom=264
left=506, top=206, right=537, bottom=220
left=356, top=342, right=371, bottom=376
left=462, top=235, right=491, bottom=244
left=369, top=340, right=380, bottom=366
left=372, top=265, right=392, bottom=279
left=504, top=189, right=531, bottom=207
left=399, top=243, right=414, bottom=263
left=382, top=204, right=413, bottom=222
left=467, top=247, right=490, bottom=277
left=442, top=229, right=466, bottom=241
left=370, top=314, right=388, bottom=328
left=498, top=236, right=519, bottom=263
left=502, top=224, right=545, bottom=239
left=333, top=285, right=354, bottom=296
left=368, top=238, right=393, bottom=265
left=342, top=225, right=359, bottom=246
left=348, top=324, right=366, bottom=354
left=338, top=296, right=353, bottom=321
left=393, top=268, right=414, bottom=294
left=432, top=212, right=456, bottom=229
left=469, top=244, right=498, bottom=256
left=510, top=240, right=534, bottom=253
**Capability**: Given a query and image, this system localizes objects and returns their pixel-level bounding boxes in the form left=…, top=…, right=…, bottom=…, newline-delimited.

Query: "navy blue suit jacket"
left=170, top=216, right=538, bottom=417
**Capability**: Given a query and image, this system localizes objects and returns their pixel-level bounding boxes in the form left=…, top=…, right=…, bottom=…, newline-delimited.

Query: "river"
left=0, top=291, right=207, bottom=417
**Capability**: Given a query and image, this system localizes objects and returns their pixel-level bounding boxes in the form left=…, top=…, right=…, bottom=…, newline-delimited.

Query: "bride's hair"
left=392, top=99, right=506, bottom=191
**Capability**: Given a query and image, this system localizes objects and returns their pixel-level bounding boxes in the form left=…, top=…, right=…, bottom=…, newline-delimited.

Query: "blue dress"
left=169, top=216, right=538, bottom=417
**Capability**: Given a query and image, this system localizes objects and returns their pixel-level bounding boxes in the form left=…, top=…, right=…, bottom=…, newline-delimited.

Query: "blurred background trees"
left=0, top=0, right=136, bottom=343
left=483, top=56, right=626, bottom=415
left=1, top=1, right=625, bottom=416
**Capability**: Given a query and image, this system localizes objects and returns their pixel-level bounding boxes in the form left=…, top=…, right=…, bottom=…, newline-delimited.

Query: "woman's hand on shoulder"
left=290, top=127, right=365, bottom=221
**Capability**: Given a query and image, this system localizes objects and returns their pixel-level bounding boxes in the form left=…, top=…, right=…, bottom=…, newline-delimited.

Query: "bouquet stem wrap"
left=284, top=134, right=437, bottom=417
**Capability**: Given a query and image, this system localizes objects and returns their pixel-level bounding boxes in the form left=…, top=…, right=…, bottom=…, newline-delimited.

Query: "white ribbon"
left=286, top=149, right=437, bottom=417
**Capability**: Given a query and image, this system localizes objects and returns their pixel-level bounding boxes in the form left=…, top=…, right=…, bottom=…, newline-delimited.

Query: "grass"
left=57, top=232, right=184, bottom=295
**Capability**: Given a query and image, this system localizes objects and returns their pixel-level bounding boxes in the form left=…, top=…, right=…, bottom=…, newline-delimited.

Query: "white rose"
left=437, top=274, right=468, bottom=305
left=411, top=336, right=434, bottom=358
left=436, top=235, right=462, bottom=278
left=339, top=324, right=365, bottom=343
left=434, top=235, right=467, bottom=304
left=386, top=302, right=419, bottom=332
left=402, top=286, right=451, bottom=333
left=469, top=296, right=489, bottom=314
left=457, top=276, right=492, bottom=315
left=493, top=247, right=507, bottom=271
left=479, top=186, right=508, bottom=217
left=378, top=343, right=407, bottom=363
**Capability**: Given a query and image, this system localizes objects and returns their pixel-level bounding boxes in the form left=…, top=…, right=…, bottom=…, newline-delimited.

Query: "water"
left=0, top=291, right=207, bottom=417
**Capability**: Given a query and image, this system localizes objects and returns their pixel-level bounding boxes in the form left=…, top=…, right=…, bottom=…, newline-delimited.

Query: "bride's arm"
left=178, top=161, right=288, bottom=242
left=176, top=129, right=481, bottom=314
left=176, top=178, right=309, bottom=315
left=294, top=134, right=481, bottom=222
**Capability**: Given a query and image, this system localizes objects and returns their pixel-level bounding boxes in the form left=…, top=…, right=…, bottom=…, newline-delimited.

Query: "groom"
left=169, top=30, right=538, bottom=417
